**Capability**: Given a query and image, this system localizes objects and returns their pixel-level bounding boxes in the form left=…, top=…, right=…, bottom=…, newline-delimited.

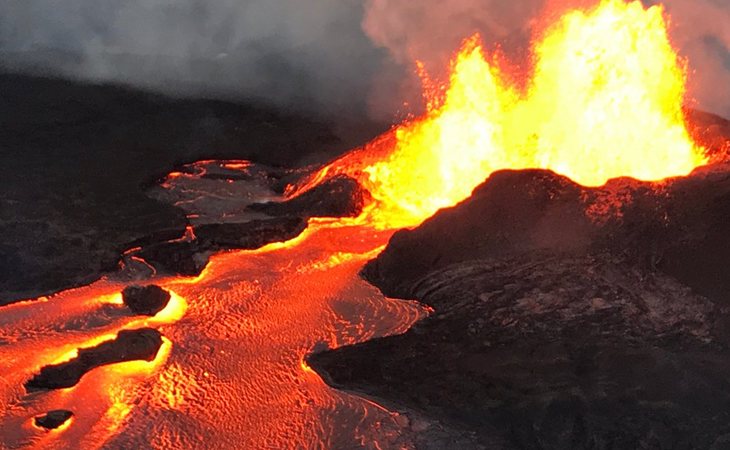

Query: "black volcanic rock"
left=248, top=175, right=371, bottom=219
left=313, top=166, right=730, bottom=449
left=686, top=109, right=730, bottom=160
left=362, top=170, right=594, bottom=297
left=136, top=217, right=307, bottom=276
left=135, top=240, right=204, bottom=276
left=362, top=167, right=730, bottom=304
left=313, top=254, right=730, bottom=448
left=195, top=217, right=307, bottom=248
left=122, top=285, right=170, bottom=315
left=26, top=328, right=163, bottom=391
left=34, top=410, right=73, bottom=430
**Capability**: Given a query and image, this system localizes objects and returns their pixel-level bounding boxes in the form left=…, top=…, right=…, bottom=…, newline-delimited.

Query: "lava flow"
left=0, top=0, right=713, bottom=448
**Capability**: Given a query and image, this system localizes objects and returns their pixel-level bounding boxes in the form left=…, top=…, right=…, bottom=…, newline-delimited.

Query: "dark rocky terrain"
left=0, top=73, right=385, bottom=304
left=311, top=116, right=730, bottom=449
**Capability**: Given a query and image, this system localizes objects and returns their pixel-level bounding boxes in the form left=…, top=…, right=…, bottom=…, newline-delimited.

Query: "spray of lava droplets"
left=302, top=0, right=708, bottom=229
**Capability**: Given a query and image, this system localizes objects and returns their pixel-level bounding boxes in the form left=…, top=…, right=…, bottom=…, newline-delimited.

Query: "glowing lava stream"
left=0, top=0, right=713, bottom=448
left=0, top=216, right=428, bottom=449
left=0, top=285, right=186, bottom=449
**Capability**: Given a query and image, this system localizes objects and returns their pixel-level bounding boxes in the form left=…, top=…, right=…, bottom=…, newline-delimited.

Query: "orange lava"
left=300, top=0, right=707, bottom=228
left=0, top=220, right=427, bottom=449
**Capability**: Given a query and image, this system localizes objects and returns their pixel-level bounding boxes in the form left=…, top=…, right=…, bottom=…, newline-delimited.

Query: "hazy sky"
left=1, top=0, right=728, bottom=121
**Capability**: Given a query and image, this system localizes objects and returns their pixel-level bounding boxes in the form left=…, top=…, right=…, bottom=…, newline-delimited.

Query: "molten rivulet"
left=312, top=0, right=707, bottom=228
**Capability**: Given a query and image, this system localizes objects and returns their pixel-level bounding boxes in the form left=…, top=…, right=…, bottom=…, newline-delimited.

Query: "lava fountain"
left=304, top=0, right=707, bottom=228
left=0, top=0, right=713, bottom=448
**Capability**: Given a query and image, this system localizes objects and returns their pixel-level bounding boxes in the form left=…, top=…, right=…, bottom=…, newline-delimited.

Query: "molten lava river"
left=0, top=0, right=712, bottom=448
left=0, top=158, right=430, bottom=448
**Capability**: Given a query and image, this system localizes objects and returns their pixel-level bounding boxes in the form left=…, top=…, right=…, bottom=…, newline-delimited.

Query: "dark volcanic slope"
left=363, top=168, right=730, bottom=302
left=0, top=73, right=385, bottom=304
left=311, top=164, right=730, bottom=449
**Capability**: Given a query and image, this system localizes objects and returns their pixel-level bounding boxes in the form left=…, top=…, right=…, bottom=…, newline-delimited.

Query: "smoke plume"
left=0, top=0, right=728, bottom=121
left=657, top=0, right=730, bottom=118
left=0, top=0, right=387, bottom=121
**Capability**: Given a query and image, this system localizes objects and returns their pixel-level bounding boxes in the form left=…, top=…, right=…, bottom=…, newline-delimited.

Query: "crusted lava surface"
left=310, top=160, right=730, bottom=448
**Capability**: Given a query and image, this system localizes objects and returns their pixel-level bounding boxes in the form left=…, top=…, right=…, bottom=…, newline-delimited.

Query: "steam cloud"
left=0, top=0, right=388, bottom=120
left=0, top=0, right=728, bottom=120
